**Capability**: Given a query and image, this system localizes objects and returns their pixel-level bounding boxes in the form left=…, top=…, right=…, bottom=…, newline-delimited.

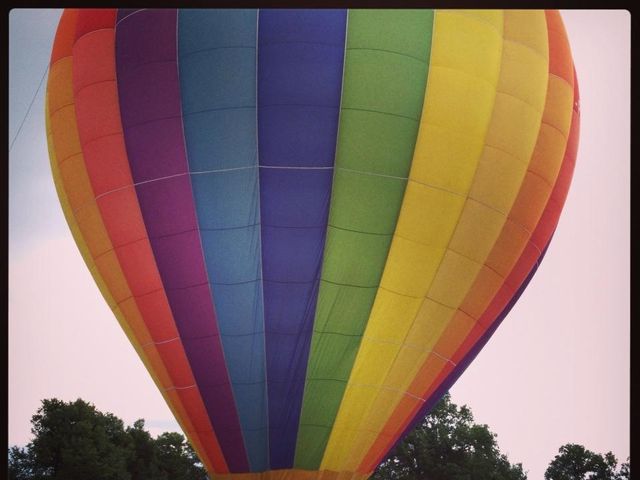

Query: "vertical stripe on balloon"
left=322, top=10, right=509, bottom=472
left=257, top=9, right=347, bottom=469
left=295, top=10, right=435, bottom=470
left=177, top=9, right=269, bottom=472
left=358, top=10, right=577, bottom=472
left=115, top=9, right=249, bottom=471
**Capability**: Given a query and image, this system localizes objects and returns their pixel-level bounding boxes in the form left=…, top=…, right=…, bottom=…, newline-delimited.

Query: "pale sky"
left=8, top=9, right=630, bottom=480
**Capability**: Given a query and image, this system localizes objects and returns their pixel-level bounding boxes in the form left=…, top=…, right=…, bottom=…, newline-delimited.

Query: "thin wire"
left=10, top=64, right=49, bottom=153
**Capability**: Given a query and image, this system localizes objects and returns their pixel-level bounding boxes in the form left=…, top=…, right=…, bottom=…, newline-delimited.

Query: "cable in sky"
left=9, top=63, right=49, bottom=154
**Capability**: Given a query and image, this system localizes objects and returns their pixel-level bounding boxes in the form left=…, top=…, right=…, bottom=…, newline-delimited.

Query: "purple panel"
left=258, top=9, right=347, bottom=469
left=115, top=9, right=249, bottom=472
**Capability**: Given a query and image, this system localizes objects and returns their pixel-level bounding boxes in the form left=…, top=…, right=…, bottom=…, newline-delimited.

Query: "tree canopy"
left=371, top=393, right=527, bottom=480
left=7, top=398, right=207, bottom=480
left=545, top=444, right=630, bottom=480
left=8, top=396, right=629, bottom=480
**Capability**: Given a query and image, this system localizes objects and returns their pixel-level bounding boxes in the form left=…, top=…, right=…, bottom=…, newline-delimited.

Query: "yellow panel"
left=378, top=237, right=444, bottom=298
left=404, top=299, right=455, bottom=350
left=50, top=105, right=83, bottom=164
left=542, top=74, right=574, bottom=137
left=527, top=123, right=568, bottom=185
left=395, top=181, right=465, bottom=245
left=47, top=58, right=74, bottom=112
left=321, top=11, right=555, bottom=473
left=427, top=250, right=484, bottom=307
left=467, top=147, right=524, bottom=214
left=321, top=10, right=506, bottom=472
left=503, top=10, right=549, bottom=57
left=363, top=292, right=423, bottom=344
left=449, top=200, right=509, bottom=262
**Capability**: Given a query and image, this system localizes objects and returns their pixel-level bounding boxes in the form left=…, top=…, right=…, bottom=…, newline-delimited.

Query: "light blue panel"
left=178, top=9, right=268, bottom=472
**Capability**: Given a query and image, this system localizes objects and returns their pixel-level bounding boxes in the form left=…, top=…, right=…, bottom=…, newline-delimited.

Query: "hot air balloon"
left=46, top=8, right=579, bottom=479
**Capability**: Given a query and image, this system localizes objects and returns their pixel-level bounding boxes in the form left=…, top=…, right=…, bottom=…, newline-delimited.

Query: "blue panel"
left=258, top=9, right=347, bottom=469
left=178, top=10, right=268, bottom=472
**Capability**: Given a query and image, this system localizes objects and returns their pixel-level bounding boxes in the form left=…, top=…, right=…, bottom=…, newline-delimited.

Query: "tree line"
left=8, top=396, right=629, bottom=479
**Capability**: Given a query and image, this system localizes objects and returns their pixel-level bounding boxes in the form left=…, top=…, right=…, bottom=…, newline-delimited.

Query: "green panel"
left=294, top=9, right=435, bottom=470
left=336, top=110, right=422, bottom=176
left=330, top=170, right=407, bottom=234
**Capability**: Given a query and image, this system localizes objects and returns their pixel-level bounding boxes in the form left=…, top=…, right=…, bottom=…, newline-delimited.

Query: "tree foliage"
left=371, top=393, right=527, bottom=480
left=545, top=444, right=630, bottom=480
left=7, top=398, right=207, bottom=480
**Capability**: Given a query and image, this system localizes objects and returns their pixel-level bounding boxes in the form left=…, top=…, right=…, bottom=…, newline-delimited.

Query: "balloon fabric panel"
left=358, top=11, right=579, bottom=472
left=321, top=10, right=513, bottom=472
left=115, top=9, right=249, bottom=471
left=49, top=9, right=229, bottom=473
left=46, top=9, right=579, bottom=478
left=295, top=10, right=435, bottom=469
left=178, top=9, right=268, bottom=472
left=257, top=9, right=347, bottom=470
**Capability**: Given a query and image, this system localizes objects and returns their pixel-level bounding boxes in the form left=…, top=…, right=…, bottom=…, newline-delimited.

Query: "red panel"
left=67, top=9, right=229, bottom=474
left=50, top=9, right=78, bottom=63
left=74, top=9, right=117, bottom=42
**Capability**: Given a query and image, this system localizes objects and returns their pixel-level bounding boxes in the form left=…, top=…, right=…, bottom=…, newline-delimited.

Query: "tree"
left=371, top=393, right=527, bottom=480
left=9, top=398, right=133, bottom=480
left=545, top=444, right=630, bottom=480
left=7, top=398, right=208, bottom=480
left=126, top=419, right=165, bottom=480
left=155, top=432, right=208, bottom=480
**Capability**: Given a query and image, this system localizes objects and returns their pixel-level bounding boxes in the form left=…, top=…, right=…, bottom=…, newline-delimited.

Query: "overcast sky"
left=8, top=9, right=630, bottom=479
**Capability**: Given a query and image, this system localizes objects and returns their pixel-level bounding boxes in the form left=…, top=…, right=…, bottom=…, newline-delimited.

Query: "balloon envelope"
left=46, top=8, right=579, bottom=479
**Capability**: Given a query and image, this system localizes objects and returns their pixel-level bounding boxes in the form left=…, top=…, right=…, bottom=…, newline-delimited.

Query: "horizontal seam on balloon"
left=119, top=58, right=177, bottom=75
left=183, top=105, right=255, bottom=116
left=311, top=330, right=364, bottom=338
left=525, top=166, right=555, bottom=189
left=320, top=278, right=378, bottom=289
left=341, top=107, right=419, bottom=122
left=359, top=335, right=465, bottom=364
left=89, top=163, right=340, bottom=206
left=81, top=131, right=123, bottom=151
left=227, top=380, right=267, bottom=386
left=115, top=9, right=148, bottom=26
left=218, top=331, right=265, bottom=338
left=49, top=101, right=76, bottom=117
left=265, top=278, right=317, bottom=286
left=212, top=279, right=261, bottom=286
left=202, top=223, right=260, bottom=231
left=57, top=151, right=83, bottom=167
left=494, top=89, right=545, bottom=116
left=260, top=165, right=334, bottom=170
left=428, top=63, right=498, bottom=90
left=263, top=223, right=326, bottom=230
left=548, top=71, right=574, bottom=90
left=539, top=116, right=570, bottom=139
left=347, top=47, right=428, bottom=65
left=503, top=37, right=548, bottom=63
left=73, top=78, right=116, bottom=97
left=123, top=113, right=182, bottom=130
left=328, top=224, right=392, bottom=237
left=259, top=40, right=345, bottom=48
left=72, top=27, right=114, bottom=45
left=337, top=166, right=408, bottom=181
left=482, top=141, right=527, bottom=165
left=444, top=10, right=502, bottom=35
left=141, top=336, right=180, bottom=348
left=179, top=45, right=256, bottom=60
left=342, top=381, right=443, bottom=400
left=164, top=384, right=197, bottom=392
left=248, top=101, right=325, bottom=113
